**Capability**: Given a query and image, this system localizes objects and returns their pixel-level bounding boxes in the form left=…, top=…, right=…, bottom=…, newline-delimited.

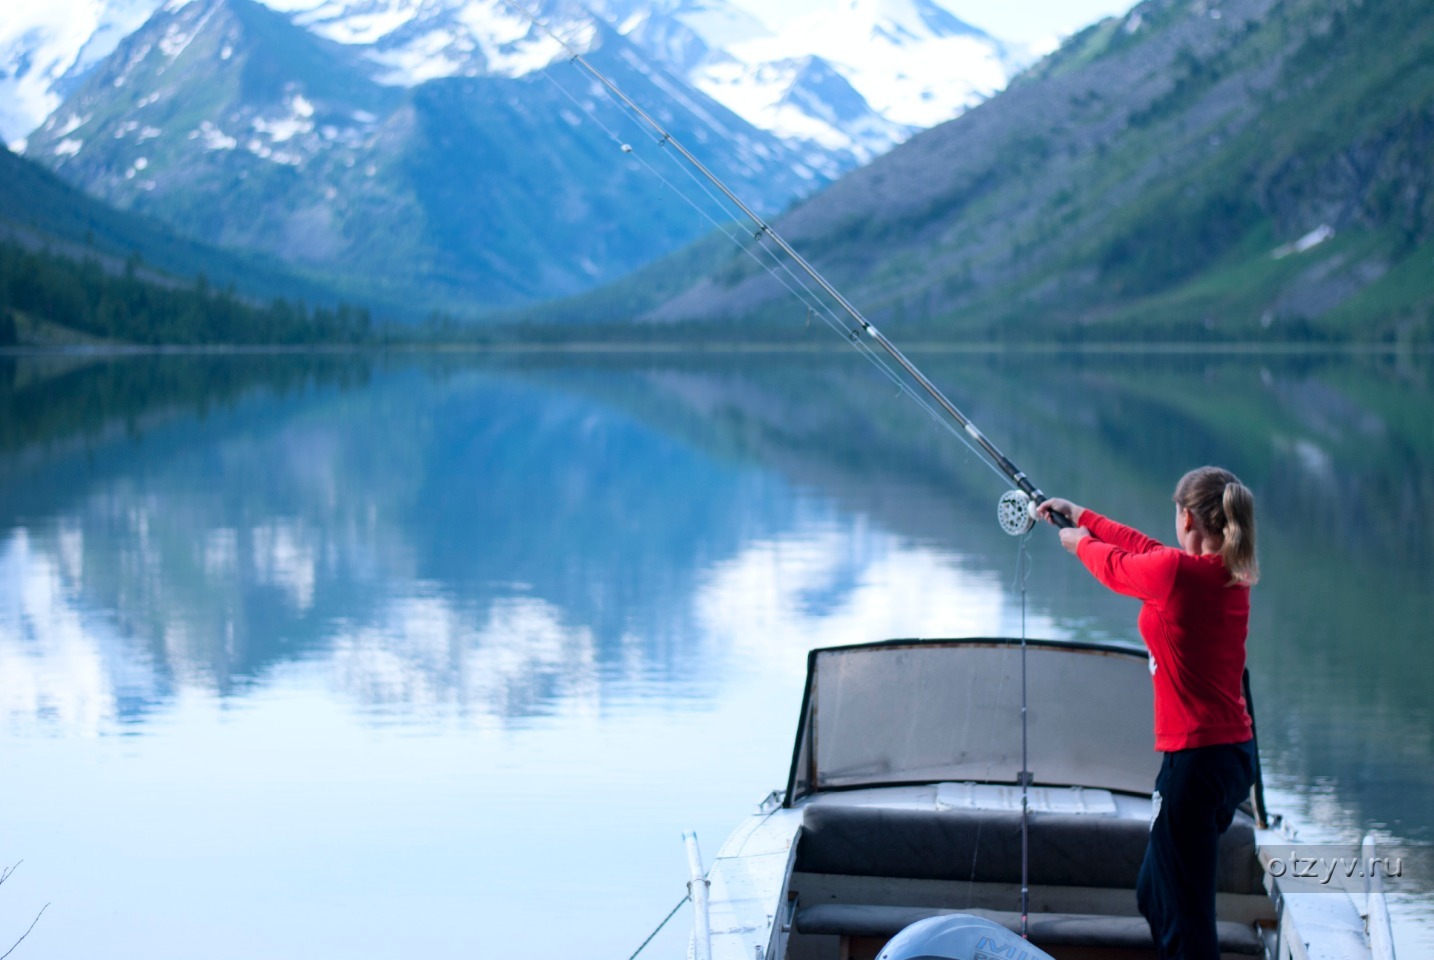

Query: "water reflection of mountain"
left=0, top=354, right=378, bottom=727
left=525, top=350, right=1434, bottom=839
left=0, top=355, right=819, bottom=730
left=1, top=350, right=1430, bottom=838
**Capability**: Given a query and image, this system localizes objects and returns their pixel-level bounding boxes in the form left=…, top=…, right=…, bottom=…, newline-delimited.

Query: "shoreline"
left=2, top=340, right=1431, bottom=358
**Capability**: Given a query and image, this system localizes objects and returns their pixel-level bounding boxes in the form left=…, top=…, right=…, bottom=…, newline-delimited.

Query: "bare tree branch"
left=0, top=862, right=20, bottom=888
left=0, top=903, right=47, bottom=960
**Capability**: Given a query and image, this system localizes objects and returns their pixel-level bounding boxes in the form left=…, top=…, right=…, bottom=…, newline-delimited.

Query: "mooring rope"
left=626, top=893, right=691, bottom=960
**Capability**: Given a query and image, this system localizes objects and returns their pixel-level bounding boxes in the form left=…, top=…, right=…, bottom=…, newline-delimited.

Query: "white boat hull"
left=689, top=639, right=1396, bottom=960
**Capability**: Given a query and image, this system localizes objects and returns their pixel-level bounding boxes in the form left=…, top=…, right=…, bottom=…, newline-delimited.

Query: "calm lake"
left=0, top=348, right=1430, bottom=958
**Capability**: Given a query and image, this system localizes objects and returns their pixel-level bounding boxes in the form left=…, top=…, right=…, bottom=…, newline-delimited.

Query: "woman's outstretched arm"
left=1038, top=498, right=1164, bottom=554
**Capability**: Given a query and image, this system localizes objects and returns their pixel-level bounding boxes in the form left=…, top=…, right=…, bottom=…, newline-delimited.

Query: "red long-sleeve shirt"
left=1075, top=510, right=1253, bottom=752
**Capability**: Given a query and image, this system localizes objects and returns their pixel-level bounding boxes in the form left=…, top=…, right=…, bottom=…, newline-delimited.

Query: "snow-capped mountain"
left=591, top=0, right=1024, bottom=167
left=5, top=0, right=1028, bottom=166
left=738, top=0, right=1017, bottom=128
left=277, top=0, right=1023, bottom=168
left=22, top=0, right=820, bottom=311
left=10, top=0, right=1031, bottom=313
left=0, top=0, right=166, bottom=148
left=585, top=0, right=770, bottom=74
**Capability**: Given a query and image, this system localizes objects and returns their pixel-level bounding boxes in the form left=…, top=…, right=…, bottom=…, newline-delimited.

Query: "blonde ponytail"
left=1174, top=466, right=1259, bottom=585
left=1219, top=481, right=1259, bottom=585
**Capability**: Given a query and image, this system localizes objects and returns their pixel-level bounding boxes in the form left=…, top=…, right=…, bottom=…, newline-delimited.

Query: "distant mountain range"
left=18, top=0, right=804, bottom=310
left=4, top=0, right=1024, bottom=315
left=7, top=0, right=1427, bottom=340
left=2, top=0, right=1023, bottom=166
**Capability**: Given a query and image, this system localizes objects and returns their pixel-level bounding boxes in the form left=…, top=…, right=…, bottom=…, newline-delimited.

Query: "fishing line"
left=534, top=62, right=837, bottom=320
left=1014, top=529, right=1034, bottom=939
left=516, top=12, right=1063, bottom=947
left=501, top=0, right=1069, bottom=517
left=962, top=539, right=1036, bottom=924
left=542, top=50, right=1038, bottom=890
left=532, top=42, right=1017, bottom=485
left=535, top=63, right=820, bottom=311
left=550, top=66, right=861, bottom=337
left=568, top=59, right=992, bottom=447
left=963, top=640, right=1011, bottom=905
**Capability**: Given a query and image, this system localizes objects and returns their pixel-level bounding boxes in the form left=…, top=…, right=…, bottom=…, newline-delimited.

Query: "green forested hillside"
left=0, top=241, right=374, bottom=345
left=0, top=145, right=353, bottom=311
left=603, top=0, right=1434, bottom=343
left=0, top=144, right=386, bottom=343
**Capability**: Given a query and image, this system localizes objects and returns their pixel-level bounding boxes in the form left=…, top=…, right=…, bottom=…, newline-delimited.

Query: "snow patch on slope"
left=190, top=119, right=238, bottom=149
left=699, top=0, right=1013, bottom=158
left=294, top=0, right=590, bottom=84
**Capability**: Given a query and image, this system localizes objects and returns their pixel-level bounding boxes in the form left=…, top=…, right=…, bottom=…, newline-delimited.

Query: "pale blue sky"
left=945, top=0, right=1137, bottom=44
left=731, top=0, right=1138, bottom=46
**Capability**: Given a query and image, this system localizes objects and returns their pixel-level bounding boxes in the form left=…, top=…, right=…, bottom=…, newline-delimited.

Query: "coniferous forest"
left=0, top=241, right=376, bottom=346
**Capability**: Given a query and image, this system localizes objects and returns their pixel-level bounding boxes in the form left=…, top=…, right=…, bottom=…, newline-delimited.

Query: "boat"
left=686, top=638, right=1398, bottom=960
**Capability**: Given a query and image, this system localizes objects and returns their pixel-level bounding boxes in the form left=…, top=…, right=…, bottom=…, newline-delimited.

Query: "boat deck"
left=707, top=784, right=1276, bottom=960
left=698, top=641, right=1390, bottom=960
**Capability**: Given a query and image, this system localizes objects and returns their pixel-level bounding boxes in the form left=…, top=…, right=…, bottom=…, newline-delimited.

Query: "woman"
left=1036, top=466, right=1259, bottom=960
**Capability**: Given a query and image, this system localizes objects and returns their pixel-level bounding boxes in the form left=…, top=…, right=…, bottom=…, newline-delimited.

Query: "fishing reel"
left=997, top=489, right=1037, bottom=536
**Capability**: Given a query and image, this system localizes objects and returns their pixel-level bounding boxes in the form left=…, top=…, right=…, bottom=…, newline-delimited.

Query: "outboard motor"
left=877, top=915, right=1055, bottom=960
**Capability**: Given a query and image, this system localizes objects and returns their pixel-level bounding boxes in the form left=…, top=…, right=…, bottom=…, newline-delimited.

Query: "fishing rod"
left=502, top=11, right=1066, bottom=944
left=500, top=0, right=1071, bottom=535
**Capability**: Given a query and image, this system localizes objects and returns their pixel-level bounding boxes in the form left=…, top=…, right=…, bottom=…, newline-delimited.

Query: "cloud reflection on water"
left=1, top=499, right=1056, bottom=735
left=0, top=526, right=161, bottom=733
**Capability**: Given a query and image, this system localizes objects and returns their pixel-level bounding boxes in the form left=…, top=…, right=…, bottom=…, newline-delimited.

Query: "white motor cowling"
left=876, top=914, right=1055, bottom=960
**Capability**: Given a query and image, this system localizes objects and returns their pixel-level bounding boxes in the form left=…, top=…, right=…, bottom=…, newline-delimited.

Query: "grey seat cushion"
left=795, top=804, right=1263, bottom=895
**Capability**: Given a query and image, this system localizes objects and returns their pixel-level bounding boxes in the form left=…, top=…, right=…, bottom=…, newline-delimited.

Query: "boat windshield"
left=785, top=639, right=1161, bottom=804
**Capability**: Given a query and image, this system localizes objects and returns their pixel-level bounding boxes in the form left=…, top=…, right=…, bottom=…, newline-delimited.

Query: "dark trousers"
left=1136, top=739, right=1256, bottom=960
